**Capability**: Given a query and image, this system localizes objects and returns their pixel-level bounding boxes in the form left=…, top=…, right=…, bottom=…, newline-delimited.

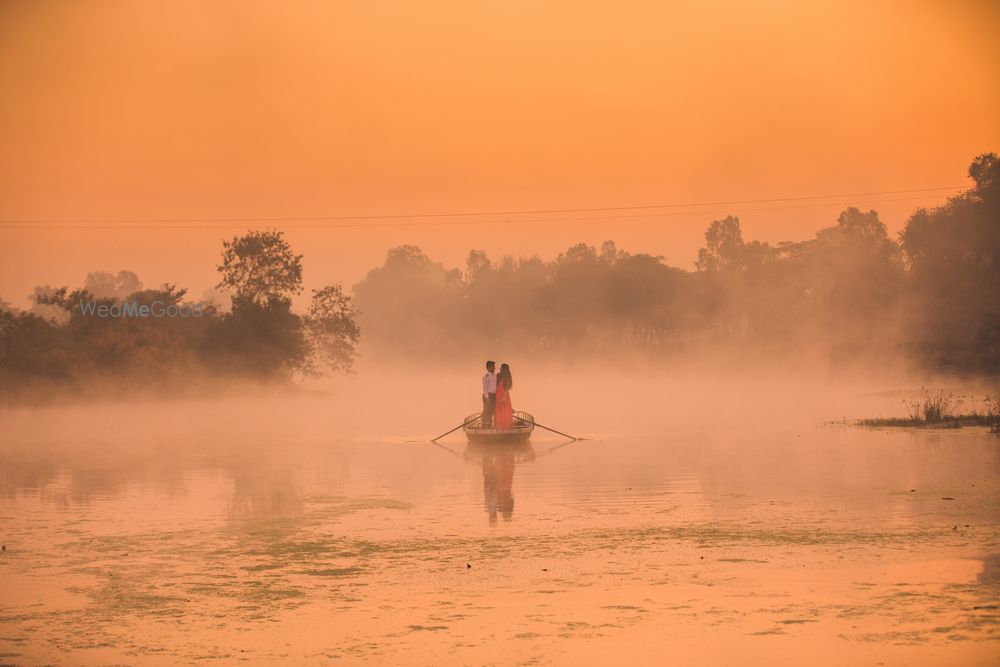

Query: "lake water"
left=2, top=381, right=999, bottom=665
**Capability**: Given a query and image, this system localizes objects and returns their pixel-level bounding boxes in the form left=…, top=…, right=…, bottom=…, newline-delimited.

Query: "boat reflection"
left=464, top=442, right=535, bottom=525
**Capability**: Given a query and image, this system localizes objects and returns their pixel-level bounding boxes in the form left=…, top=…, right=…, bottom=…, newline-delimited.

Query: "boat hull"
left=465, top=429, right=533, bottom=444
left=463, top=411, right=534, bottom=443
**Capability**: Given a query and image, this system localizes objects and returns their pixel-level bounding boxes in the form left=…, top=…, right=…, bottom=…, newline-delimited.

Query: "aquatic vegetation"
left=987, top=394, right=1000, bottom=432
left=858, top=388, right=999, bottom=429
left=904, top=388, right=961, bottom=423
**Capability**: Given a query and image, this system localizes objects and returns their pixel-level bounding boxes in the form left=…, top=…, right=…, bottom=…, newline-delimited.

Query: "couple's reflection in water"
left=464, top=442, right=535, bottom=525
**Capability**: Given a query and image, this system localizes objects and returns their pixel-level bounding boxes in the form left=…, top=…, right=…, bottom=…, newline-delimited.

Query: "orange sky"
left=1, top=0, right=998, bottom=307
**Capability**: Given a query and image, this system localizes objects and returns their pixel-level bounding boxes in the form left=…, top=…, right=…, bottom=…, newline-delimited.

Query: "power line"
left=0, top=192, right=960, bottom=230
left=0, top=185, right=966, bottom=229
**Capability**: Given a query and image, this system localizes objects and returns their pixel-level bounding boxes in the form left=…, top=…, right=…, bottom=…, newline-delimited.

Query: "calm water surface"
left=1, top=393, right=998, bottom=665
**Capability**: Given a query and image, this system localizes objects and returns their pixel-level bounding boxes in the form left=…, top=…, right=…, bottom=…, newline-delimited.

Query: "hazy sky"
left=1, top=0, right=998, bottom=307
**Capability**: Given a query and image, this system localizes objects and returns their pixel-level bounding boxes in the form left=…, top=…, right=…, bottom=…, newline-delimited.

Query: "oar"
left=515, top=416, right=579, bottom=441
left=430, top=418, right=473, bottom=443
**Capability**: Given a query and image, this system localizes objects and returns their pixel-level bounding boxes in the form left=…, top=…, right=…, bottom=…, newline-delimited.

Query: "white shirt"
left=482, top=372, right=497, bottom=396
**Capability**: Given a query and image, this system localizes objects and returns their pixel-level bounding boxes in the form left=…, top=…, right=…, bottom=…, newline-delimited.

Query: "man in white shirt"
left=482, top=360, right=497, bottom=428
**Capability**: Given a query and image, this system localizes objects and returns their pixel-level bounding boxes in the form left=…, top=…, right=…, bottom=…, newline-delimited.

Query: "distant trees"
left=209, top=230, right=305, bottom=377
left=208, top=230, right=362, bottom=378
left=0, top=306, right=67, bottom=380
left=84, top=270, right=142, bottom=299
left=0, top=230, right=361, bottom=395
left=211, top=230, right=362, bottom=378
left=217, top=229, right=304, bottom=307
left=0, top=283, right=210, bottom=383
left=693, top=216, right=781, bottom=339
left=353, top=239, right=702, bottom=359
left=352, top=245, right=461, bottom=352
left=302, top=285, right=361, bottom=375
left=350, top=153, right=999, bottom=374
left=899, top=152, right=1000, bottom=370
left=2, top=154, right=998, bottom=387
left=696, top=216, right=773, bottom=273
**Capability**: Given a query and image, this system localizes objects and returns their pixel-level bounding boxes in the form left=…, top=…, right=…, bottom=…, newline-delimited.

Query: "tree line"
left=0, top=230, right=360, bottom=394
left=353, top=153, right=999, bottom=373
left=1, top=153, right=997, bottom=393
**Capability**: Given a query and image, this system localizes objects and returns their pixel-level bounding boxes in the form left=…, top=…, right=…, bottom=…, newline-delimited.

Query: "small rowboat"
left=463, top=410, right=535, bottom=444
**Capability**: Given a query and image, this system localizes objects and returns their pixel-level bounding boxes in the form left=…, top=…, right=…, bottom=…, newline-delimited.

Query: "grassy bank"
left=857, top=389, right=1000, bottom=432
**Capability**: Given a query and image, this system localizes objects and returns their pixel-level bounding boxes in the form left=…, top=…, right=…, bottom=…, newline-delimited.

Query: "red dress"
left=495, top=381, right=514, bottom=429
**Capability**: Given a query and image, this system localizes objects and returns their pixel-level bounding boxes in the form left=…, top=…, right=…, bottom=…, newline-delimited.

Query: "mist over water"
left=0, top=74, right=996, bottom=667
left=2, top=366, right=998, bottom=665
left=2, top=1, right=998, bottom=663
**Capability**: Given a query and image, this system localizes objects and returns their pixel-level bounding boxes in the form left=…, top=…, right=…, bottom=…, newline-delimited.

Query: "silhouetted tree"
left=217, top=230, right=303, bottom=308
left=84, top=270, right=142, bottom=299
left=208, top=296, right=306, bottom=378
left=696, top=216, right=772, bottom=273
left=353, top=245, right=461, bottom=356
left=303, top=284, right=361, bottom=375
left=210, top=230, right=315, bottom=377
left=900, top=152, right=1000, bottom=371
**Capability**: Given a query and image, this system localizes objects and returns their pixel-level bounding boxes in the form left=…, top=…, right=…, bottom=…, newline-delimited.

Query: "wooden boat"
left=463, top=410, right=535, bottom=444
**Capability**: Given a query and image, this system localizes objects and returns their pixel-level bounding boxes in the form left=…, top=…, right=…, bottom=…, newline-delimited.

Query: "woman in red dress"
left=494, top=363, right=514, bottom=429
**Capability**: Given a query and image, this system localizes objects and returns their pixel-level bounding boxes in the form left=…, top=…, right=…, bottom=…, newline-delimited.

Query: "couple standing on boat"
left=481, top=360, right=514, bottom=430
